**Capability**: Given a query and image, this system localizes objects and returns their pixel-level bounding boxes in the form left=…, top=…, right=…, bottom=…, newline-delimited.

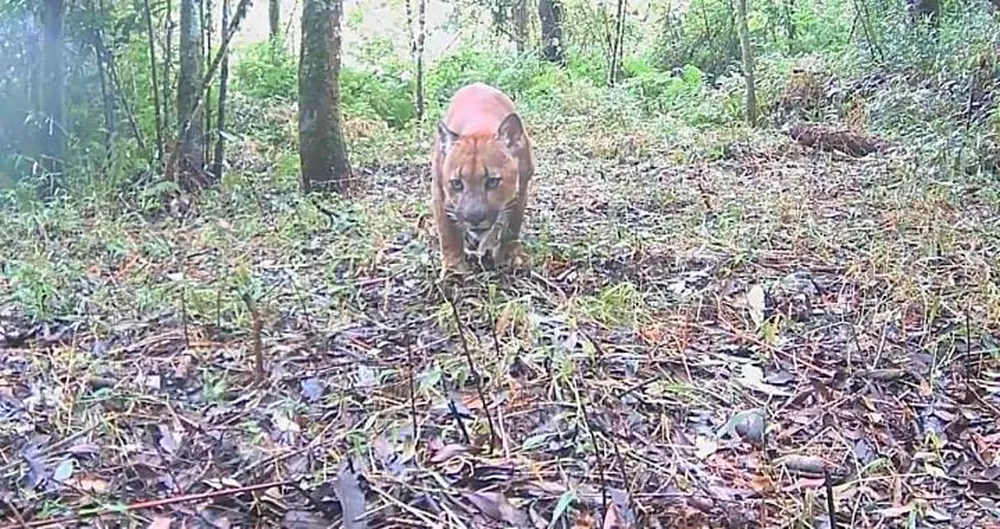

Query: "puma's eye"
left=485, top=177, right=501, bottom=190
left=450, top=179, right=464, bottom=192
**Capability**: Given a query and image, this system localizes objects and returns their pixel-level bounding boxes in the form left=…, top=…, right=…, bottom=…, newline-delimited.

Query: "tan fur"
left=430, top=83, right=535, bottom=277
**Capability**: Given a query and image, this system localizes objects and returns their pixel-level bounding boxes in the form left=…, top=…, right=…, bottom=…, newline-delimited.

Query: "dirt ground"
left=1, top=117, right=999, bottom=528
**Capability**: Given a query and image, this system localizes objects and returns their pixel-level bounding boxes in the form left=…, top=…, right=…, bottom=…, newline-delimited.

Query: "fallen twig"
left=1, top=479, right=296, bottom=529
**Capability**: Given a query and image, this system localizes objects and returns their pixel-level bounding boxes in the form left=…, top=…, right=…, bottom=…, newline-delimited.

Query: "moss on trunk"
left=178, top=0, right=205, bottom=182
left=298, top=0, right=352, bottom=194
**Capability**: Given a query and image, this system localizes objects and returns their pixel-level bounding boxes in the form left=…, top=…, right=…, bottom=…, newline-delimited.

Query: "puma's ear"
left=496, top=113, right=524, bottom=150
left=437, top=120, right=459, bottom=154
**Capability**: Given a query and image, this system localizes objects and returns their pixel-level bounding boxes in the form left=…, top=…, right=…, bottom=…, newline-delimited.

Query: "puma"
left=430, top=83, right=535, bottom=277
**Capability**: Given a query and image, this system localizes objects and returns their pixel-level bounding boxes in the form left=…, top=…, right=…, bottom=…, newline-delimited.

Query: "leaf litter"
left=0, top=117, right=999, bottom=528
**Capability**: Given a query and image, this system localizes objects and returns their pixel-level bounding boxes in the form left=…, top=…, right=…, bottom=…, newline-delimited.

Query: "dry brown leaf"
left=147, top=516, right=173, bottom=529
left=65, top=474, right=111, bottom=494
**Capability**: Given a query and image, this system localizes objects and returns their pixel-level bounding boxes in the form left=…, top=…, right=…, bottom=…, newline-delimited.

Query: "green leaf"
left=549, top=489, right=576, bottom=528
left=52, top=458, right=74, bottom=483
left=520, top=433, right=550, bottom=451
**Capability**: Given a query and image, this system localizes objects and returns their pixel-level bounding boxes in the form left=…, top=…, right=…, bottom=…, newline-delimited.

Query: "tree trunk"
left=783, top=0, right=796, bottom=52
left=203, top=0, right=213, bottom=168
left=163, top=0, right=252, bottom=190
left=515, top=0, right=528, bottom=53
left=299, top=0, right=352, bottom=194
left=416, top=0, right=426, bottom=121
left=39, top=0, right=66, bottom=191
left=94, top=39, right=113, bottom=159
left=270, top=0, right=281, bottom=40
left=178, top=0, right=205, bottom=182
left=726, top=0, right=740, bottom=63
left=142, top=0, right=165, bottom=162
left=608, top=0, right=626, bottom=85
left=538, top=0, right=566, bottom=66
left=165, top=0, right=174, bottom=129
left=907, top=0, right=939, bottom=25
left=736, top=0, right=758, bottom=126
left=213, top=0, right=231, bottom=180
left=404, top=0, right=415, bottom=59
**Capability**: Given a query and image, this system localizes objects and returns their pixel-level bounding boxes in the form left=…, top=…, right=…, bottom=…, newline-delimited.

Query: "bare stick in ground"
left=180, top=281, right=190, bottom=348
left=609, top=425, right=636, bottom=519
left=574, top=382, right=609, bottom=520
left=441, top=288, right=497, bottom=451
left=240, top=291, right=265, bottom=383
left=824, top=469, right=837, bottom=528
left=405, top=329, right=420, bottom=448
left=442, top=374, right=472, bottom=445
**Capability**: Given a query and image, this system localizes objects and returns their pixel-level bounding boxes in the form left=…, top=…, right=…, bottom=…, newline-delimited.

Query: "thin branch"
left=441, top=288, right=497, bottom=451
left=574, top=381, right=609, bottom=520
left=405, top=329, right=420, bottom=447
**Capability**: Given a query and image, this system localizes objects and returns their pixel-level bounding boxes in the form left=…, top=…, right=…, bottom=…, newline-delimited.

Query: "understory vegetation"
left=1, top=0, right=999, bottom=526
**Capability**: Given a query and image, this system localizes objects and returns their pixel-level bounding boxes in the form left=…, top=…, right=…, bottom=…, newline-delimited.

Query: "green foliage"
left=427, top=48, right=567, bottom=112
left=232, top=41, right=298, bottom=101
left=339, top=37, right=417, bottom=127
left=618, top=58, right=724, bottom=123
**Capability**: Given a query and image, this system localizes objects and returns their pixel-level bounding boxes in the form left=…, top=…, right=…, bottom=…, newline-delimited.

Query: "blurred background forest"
left=3, top=0, right=999, bottom=196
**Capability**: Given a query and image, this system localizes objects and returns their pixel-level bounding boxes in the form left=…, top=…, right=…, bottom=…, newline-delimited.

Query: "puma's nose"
left=464, top=207, right=487, bottom=228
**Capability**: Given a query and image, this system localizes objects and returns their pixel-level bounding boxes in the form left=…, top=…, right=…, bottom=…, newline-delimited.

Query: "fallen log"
left=787, top=122, right=889, bottom=157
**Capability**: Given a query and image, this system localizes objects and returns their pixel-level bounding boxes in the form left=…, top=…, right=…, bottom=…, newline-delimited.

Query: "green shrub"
left=340, top=68, right=416, bottom=128
left=232, top=42, right=298, bottom=101
left=427, top=48, right=566, bottom=112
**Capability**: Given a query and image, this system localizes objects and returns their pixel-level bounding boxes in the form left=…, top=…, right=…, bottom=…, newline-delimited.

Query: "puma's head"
left=436, top=113, right=525, bottom=243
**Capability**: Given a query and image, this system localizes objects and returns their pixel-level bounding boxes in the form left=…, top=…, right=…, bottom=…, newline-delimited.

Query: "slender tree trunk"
left=164, top=0, right=175, bottom=130
left=515, top=0, right=528, bottom=53
left=92, top=31, right=116, bottom=169
left=213, top=0, right=231, bottom=180
left=726, top=0, right=740, bottom=62
left=617, top=0, right=627, bottom=77
left=178, top=0, right=205, bottom=182
left=39, top=0, right=66, bottom=192
left=784, top=0, right=796, bottom=52
left=30, top=10, right=41, bottom=119
left=95, top=41, right=113, bottom=157
left=907, top=0, right=939, bottom=24
left=142, top=0, right=165, bottom=162
left=204, top=0, right=213, bottom=167
left=608, top=0, right=627, bottom=85
left=538, top=0, right=566, bottom=66
left=164, top=0, right=252, bottom=189
left=404, top=0, right=416, bottom=60
left=416, top=0, right=426, bottom=121
left=102, top=38, right=147, bottom=150
left=270, top=0, right=281, bottom=40
left=299, top=0, right=352, bottom=194
left=94, top=0, right=117, bottom=163
left=736, top=0, right=757, bottom=126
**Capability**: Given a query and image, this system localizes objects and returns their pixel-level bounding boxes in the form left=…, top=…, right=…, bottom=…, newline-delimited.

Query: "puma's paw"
left=438, top=257, right=470, bottom=281
left=499, top=242, right=530, bottom=271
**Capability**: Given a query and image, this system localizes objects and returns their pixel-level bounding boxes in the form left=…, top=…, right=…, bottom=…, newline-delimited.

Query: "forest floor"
left=1, top=111, right=1000, bottom=529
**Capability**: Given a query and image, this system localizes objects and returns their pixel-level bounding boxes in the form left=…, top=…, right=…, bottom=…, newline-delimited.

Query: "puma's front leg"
left=496, top=196, right=529, bottom=270
left=435, top=209, right=469, bottom=278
